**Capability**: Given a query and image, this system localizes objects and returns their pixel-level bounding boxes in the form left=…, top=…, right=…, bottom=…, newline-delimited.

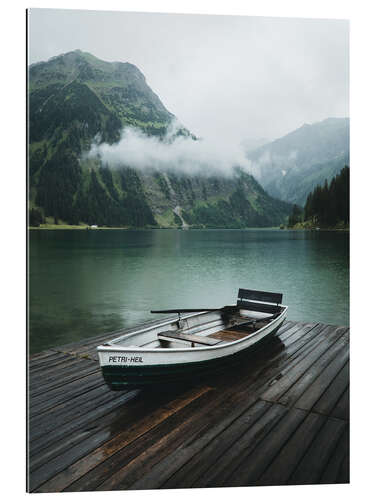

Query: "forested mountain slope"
left=247, top=117, right=349, bottom=206
left=28, top=50, right=291, bottom=228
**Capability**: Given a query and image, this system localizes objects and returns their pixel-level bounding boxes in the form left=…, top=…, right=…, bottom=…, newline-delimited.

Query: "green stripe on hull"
left=102, top=322, right=284, bottom=390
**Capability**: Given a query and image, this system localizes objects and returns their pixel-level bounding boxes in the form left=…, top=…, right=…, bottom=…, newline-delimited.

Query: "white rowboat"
left=97, top=288, right=287, bottom=390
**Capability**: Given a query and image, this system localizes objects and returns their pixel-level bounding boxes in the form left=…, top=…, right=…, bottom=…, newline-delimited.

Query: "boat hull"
left=98, top=313, right=286, bottom=390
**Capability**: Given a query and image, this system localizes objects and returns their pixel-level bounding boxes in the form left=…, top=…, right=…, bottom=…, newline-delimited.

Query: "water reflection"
left=29, top=229, right=348, bottom=353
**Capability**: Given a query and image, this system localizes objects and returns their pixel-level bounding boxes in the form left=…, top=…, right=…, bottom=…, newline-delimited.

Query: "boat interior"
left=105, top=289, right=286, bottom=350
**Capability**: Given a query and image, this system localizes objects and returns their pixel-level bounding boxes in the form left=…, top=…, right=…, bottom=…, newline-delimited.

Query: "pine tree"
left=303, top=166, right=349, bottom=227
left=288, top=204, right=303, bottom=227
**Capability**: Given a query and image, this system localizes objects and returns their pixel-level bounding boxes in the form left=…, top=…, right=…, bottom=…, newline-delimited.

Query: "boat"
left=97, top=288, right=287, bottom=390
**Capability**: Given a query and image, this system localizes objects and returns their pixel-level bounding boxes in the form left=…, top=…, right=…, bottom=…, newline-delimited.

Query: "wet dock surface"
left=27, top=319, right=349, bottom=492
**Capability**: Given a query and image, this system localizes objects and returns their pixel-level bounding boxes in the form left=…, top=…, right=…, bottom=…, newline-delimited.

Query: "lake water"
left=29, top=229, right=349, bottom=354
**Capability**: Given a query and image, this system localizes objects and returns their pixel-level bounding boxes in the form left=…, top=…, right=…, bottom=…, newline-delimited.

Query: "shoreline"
left=28, top=226, right=285, bottom=231
left=29, top=225, right=349, bottom=231
left=285, top=225, right=349, bottom=232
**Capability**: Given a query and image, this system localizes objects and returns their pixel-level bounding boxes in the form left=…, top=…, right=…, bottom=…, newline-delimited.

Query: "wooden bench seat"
left=236, top=288, right=283, bottom=314
left=158, top=331, right=222, bottom=346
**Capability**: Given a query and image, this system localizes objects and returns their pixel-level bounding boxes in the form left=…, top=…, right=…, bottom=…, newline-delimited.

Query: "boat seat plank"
left=238, top=288, right=283, bottom=305
left=237, top=300, right=281, bottom=314
left=236, top=288, right=283, bottom=315
left=209, top=330, right=252, bottom=341
left=158, top=331, right=221, bottom=346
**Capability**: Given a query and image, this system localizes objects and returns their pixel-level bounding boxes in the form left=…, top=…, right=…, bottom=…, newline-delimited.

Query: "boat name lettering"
left=108, top=356, right=143, bottom=363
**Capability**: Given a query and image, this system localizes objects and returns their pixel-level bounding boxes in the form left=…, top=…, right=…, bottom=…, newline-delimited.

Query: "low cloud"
left=87, top=120, right=254, bottom=176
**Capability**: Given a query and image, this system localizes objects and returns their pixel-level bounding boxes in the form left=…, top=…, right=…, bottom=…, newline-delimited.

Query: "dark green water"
left=29, top=229, right=349, bottom=354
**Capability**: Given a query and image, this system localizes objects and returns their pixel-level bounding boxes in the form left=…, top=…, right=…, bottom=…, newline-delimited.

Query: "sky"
left=28, top=8, right=349, bottom=144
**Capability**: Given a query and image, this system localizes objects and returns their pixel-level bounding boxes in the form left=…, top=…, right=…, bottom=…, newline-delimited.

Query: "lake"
left=29, top=229, right=349, bottom=354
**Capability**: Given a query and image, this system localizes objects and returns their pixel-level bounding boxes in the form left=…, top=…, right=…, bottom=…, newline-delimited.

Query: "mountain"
left=29, top=49, right=176, bottom=138
left=28, top=50, right=291, bottom=228
left=246, top=118, right=349, bottom=206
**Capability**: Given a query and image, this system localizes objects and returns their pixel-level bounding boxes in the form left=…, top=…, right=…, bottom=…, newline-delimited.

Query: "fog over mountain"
left=88, top=121, right=254, bottom=177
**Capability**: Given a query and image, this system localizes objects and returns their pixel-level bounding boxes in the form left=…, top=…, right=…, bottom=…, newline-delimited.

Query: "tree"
left=29, top=208, right=45, bottom=227
left=303, top=166, right=349, bottom=227
left=288, top=204, right=303, bottom=227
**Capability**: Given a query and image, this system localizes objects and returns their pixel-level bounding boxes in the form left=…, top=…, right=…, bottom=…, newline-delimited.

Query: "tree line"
left=30, top=151, right=157, bottom=227
left=288, top=166, right=349, bottom=228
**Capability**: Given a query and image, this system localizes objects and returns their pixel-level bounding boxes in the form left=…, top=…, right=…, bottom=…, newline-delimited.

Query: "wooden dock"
left=27, top=319, right=349, bottom=492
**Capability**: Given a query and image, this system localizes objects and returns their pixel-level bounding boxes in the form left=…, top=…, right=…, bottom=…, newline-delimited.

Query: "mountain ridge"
left=247, top=117, right=349, bottom=206
left=28, top=50, right=293, bottom=228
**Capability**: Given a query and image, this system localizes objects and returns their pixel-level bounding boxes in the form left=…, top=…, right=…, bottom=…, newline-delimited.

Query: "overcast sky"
left=28, top=8, right=349, bottom=144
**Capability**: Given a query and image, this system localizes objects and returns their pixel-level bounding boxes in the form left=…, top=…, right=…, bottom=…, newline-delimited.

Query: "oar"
left=150, top=305, right=238, bottom=314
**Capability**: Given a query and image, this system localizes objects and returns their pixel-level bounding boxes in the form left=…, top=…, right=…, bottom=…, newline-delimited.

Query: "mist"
left=88, top=120, right=254, bottom=176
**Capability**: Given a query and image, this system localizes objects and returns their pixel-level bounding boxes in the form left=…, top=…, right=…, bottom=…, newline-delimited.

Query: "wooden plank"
left=273, top=323, right=319, bottom=354
left=29, top=385, right=128, bottom=441
left=29, top=356, right=85, bottom=381
left=98, top=401, right=287, bottom=492
left=261, top=326, right=348, bottom=403
left=159, top=401, right=283, bottom=490
left=34, top=386, right=212, bottom=492
left=29, top=371, right=104, bottom=415
left=255, top=412, right=327, bottom=486
left=330, top=386, right=349, bottom=421
left=237, top=300, right=280, bottom=314
left=60, top=343, right=102, bottom=358
left=158, top=331, right=221, bottom=345
left=30, top=363, right=99, bottom=398
left=337, top=436, right=350, bottom=484
left=223, top=406, right=308, bottom=487
left=59, top=390, right=265, bottom=492
left=189, top=404, right=289, bottom=489
left=30, top=387, right=210, bottom=491
left=73, top=347, right=99, bottom=360
left=209, top=329, right=250, bottom=341
left=29, top=357, right=97, bottom=389
left=29, top=389, right=138, bottom=466
left=29, top=352, right=71, bottom=371
left=36, top=386, right=215, bottom=492
left=238, top=288, right=283, bottom=304
left=319, top=426, right=349, bottom=483
left=287, top=417, right=347, bottom=485
left=309, top=362, right=349, bottom=416
left=30, top=391, right=114, bottom=446
left=151, top=308, right=220, bottom=314
left=29, top=379, right=106, bottom=419
left=280, top=333, right=349, bottom=408
left=261, top=324, right=331, bottom=392
left=130, top=400, right=272, bottom=491
left=277, top=321, right=319, bottom=344
left=29, top=350, right=58, bottom=360
left=275, top=320, right=296, bottom=336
